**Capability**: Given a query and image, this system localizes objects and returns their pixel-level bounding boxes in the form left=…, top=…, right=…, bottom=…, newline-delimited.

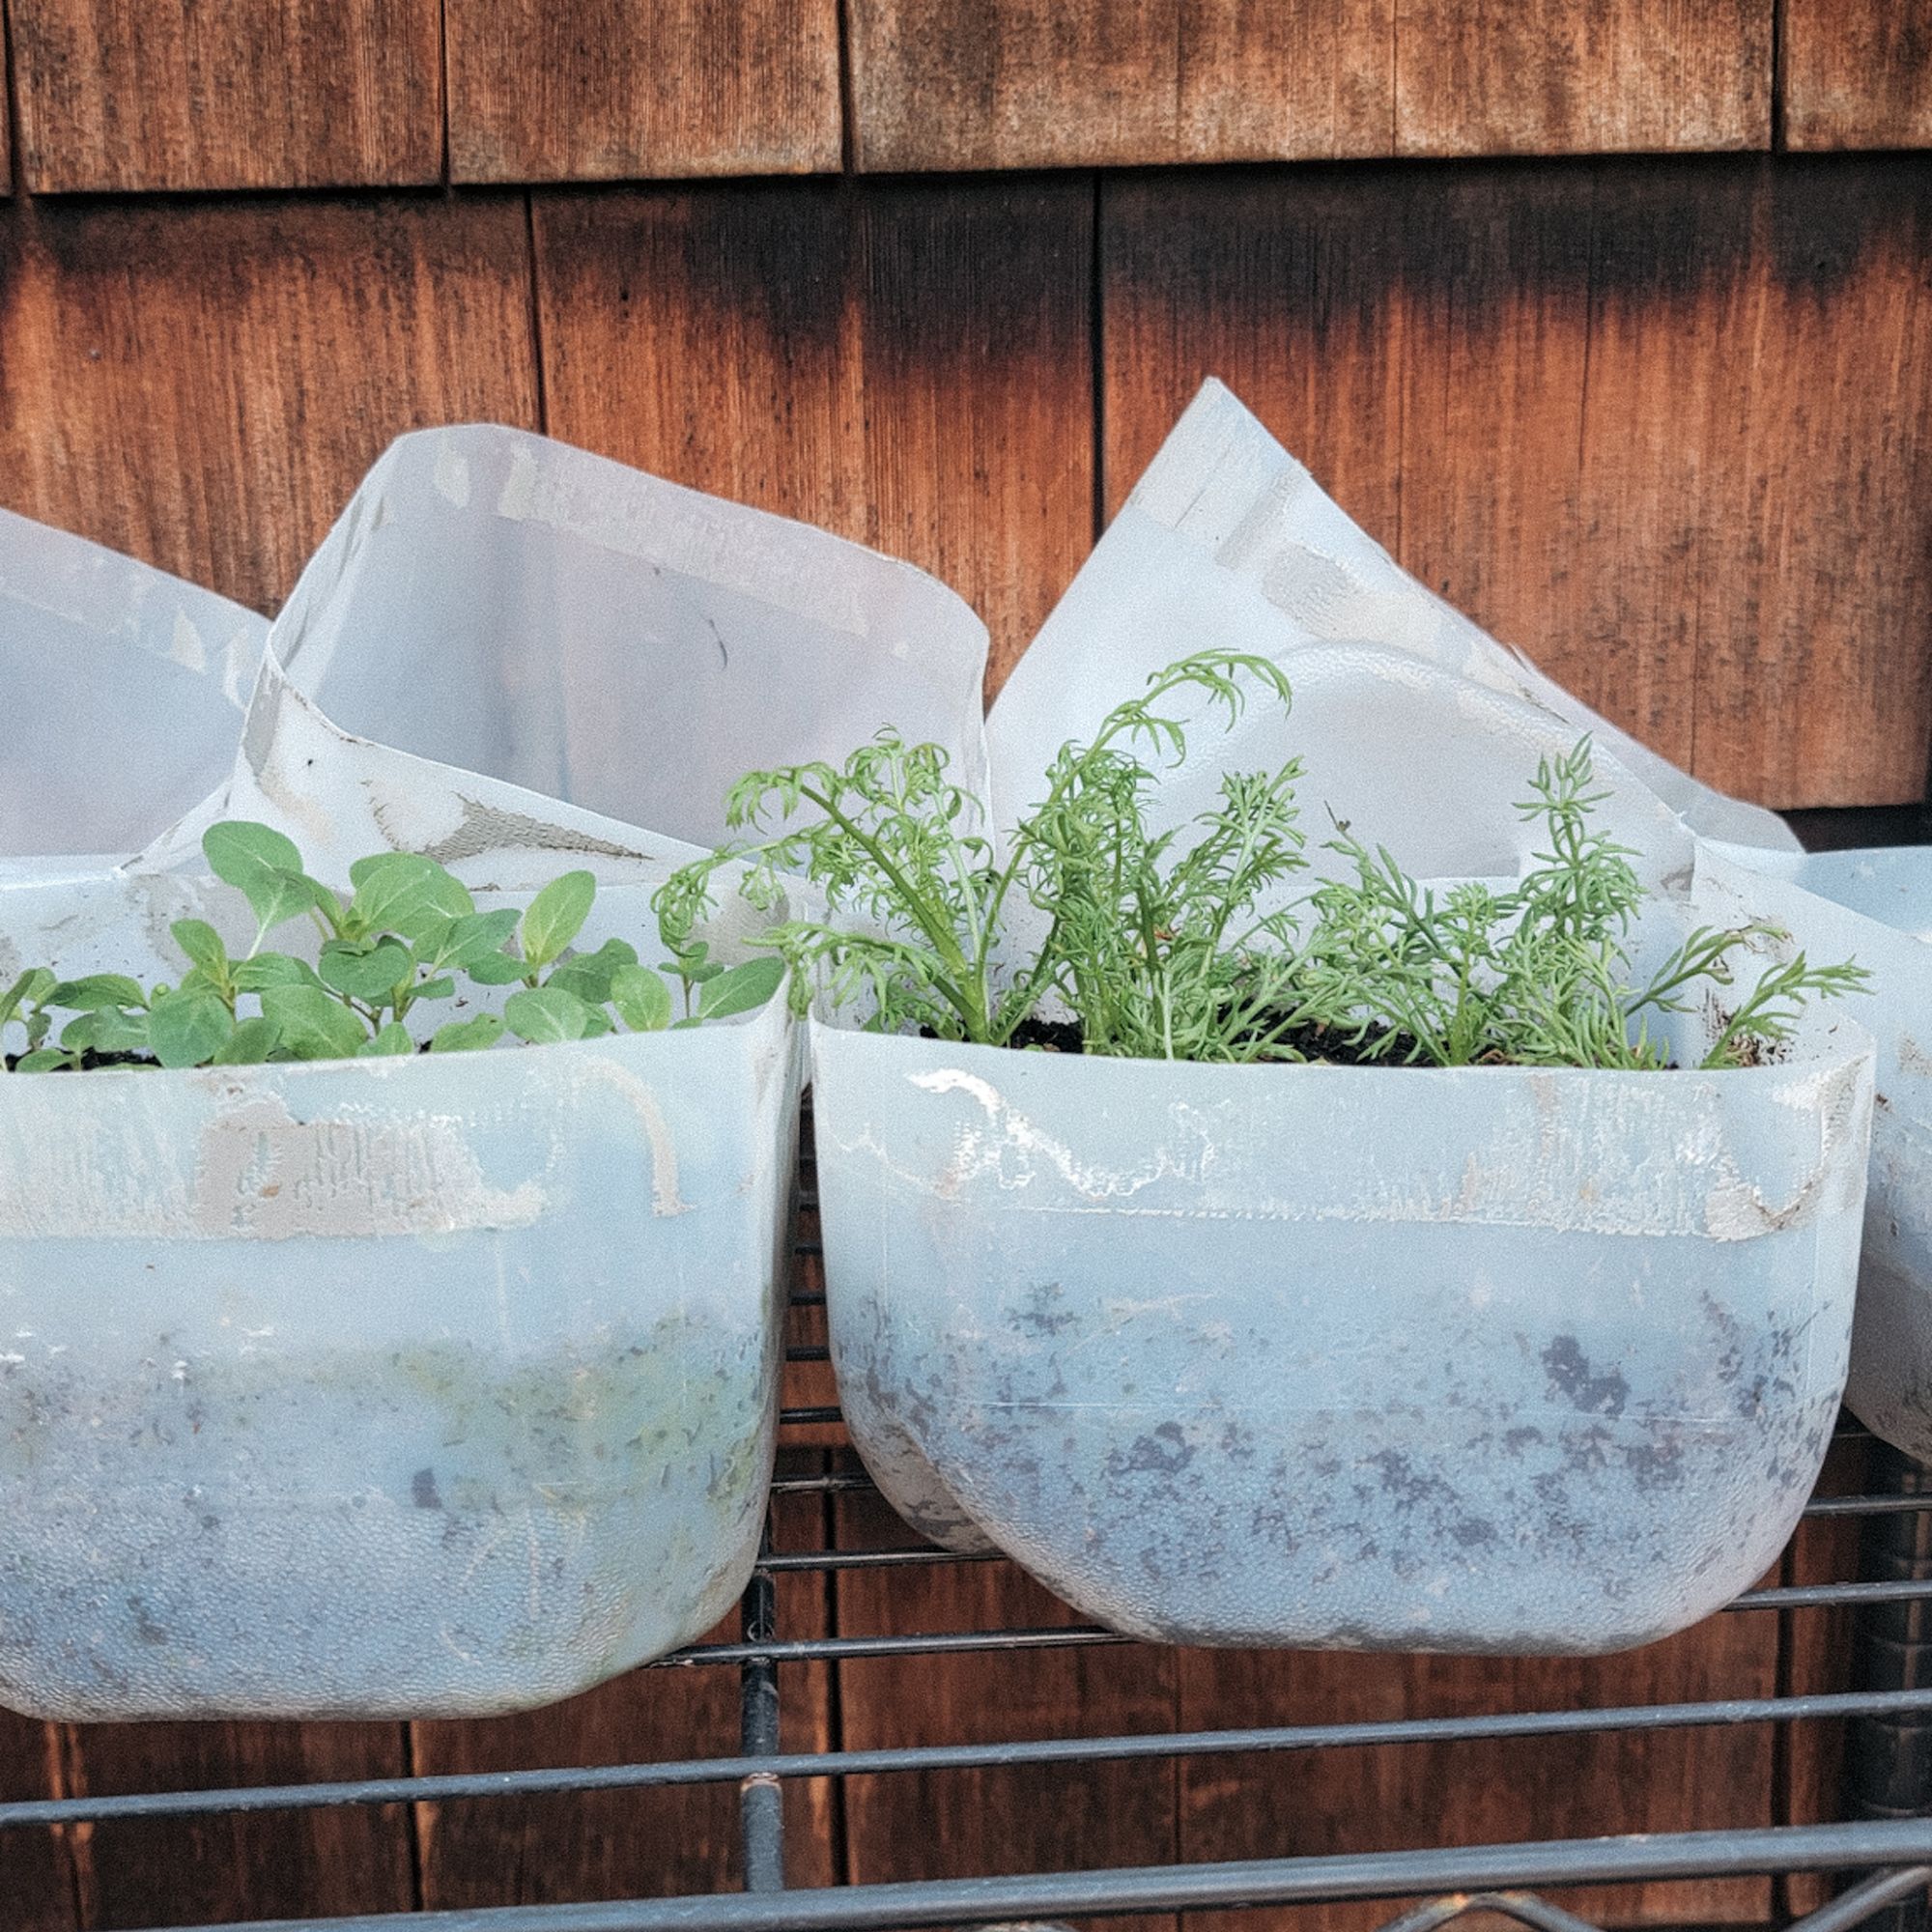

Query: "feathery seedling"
left=660, top=660, right=1864, bottom=1071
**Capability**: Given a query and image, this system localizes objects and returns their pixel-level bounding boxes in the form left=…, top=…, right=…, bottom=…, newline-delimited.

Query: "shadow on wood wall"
left=0, top=3, right=1927, bottom=1925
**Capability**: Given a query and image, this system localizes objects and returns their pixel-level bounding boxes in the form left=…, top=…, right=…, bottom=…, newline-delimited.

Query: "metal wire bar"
left=1373, top=1890, right=1606, bottom=1932
left=769, top=1472, right=877, bottom=1497
left=737, top=1567, right=785, bottom=1895
left=105, top=1820, right=1932, bottom=1932
left=1792, top=1870, right=1932, bottom=1932
left=14, top=1687, right=1932, bottom=1833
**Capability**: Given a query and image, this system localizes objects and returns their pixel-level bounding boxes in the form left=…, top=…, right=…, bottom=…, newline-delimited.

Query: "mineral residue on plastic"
left=0, top=991, right=797, bottom=1720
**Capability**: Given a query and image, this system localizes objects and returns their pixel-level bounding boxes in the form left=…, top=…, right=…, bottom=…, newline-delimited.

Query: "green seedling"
left=661, top=656, right=1865, bottom=1071
left=0, top=823, right=786, bottom=1072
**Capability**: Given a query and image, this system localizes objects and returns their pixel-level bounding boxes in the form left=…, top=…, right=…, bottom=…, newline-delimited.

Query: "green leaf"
left=62, top=1006, right=150, bottom=1054
left=344, top=853, right=473, bottom=943
left=148, top=989, right=235, bottom=1068
left=170, top=919, right=229, bottom=978
left=203, top=821, right=322, bottom=938
left=463, top=947, right=528, bottom=986
left=234, top=952, right=325, bottom=994
left=412, top=976, right=456, bottom=1002
left=520, top=871, right=596, bottom=973
left=430, top=1013, right=506, bottom=1053
left=358, top=1022, right=416, bottom=1058
left=546, top=937, right=639, bottom=1007
left=212, top=1016, right=280, bottom=1065
left=610, top=963, right=673, bottom=1033
left=317, top=940, right=414, bottom=1005
left=0, top=969, right=49, bottom=1032
left=47, top=974, right=149, bottom=1012
left=14, top=1048, right=71, bottom=1072
left=438, top=908, right=522, bottom=969
left=504, top=985, right=595, bottom=1045
left=697, top=955, right=786, bottom=1021
left=259, top=985, right=370, bottom=1062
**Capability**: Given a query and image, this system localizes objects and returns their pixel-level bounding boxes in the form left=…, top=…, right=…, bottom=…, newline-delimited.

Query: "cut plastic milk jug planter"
left=814, top=381, right=1874, bottom=1653
left=1698, top=843, right=1932, bottom=1468
left=0, top=995, right=796, bottom=1721
left=0, top=425, right=992, bottom=1719
left=814, top=995, right=1872, bottom=1654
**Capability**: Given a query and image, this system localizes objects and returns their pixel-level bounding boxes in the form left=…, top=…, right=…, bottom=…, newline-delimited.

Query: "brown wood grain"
left=833, top=1481, right=1179, bottom=1932
left=0, top=1709, right=78, bottom=1932
left=411, top=1476, right=836, bottom=1906
left=849, top=0, right=1397, bottom=171
left=533, top=177, right=1094, bottom=691
left=53, top=1720, right=414, bottom=1927
left=8, top=0, right=440, bottom=192
left=1102, top=156, right=1932, bottom=810
left=1393, top=0, right=1771, bottom=156
left=1784, top=1, right=1932, bottom=152
left=1176, top=1623, right=1779, bottom=1932
left=0, top=194, right=541, bottom=615
left=446, top=0, right=840, bottom=184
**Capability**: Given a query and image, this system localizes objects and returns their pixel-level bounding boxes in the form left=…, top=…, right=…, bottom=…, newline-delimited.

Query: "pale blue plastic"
left=816, top=1012, right=1873, bottom=1655
left=0, top=994, right=797, bottom=1720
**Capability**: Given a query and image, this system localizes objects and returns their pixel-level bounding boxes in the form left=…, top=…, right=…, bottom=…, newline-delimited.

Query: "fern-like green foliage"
left=660, top=654, right=1866, bottom=1071
left=1296, top=742, right=1869, bottom=1069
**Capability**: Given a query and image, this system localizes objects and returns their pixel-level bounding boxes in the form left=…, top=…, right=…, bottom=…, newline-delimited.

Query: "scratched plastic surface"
left=0, top=507, right=265, bottom=861
left=815, top=995, right=1873, bottom=1653
left=0, top=990, right=797, bottom=1721
left=1698, top=846, right=1932, bottom=1464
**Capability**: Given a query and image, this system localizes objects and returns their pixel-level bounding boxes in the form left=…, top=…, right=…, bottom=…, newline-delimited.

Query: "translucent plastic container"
left=815, top=1006, right=1872, bottom=1654
left=169, top=423, right=991, bottom=887
left=0, top=506, right=264, bottom=862
left=0, top=993, right=797, bottom=1721
left=1698, top=846, right=1932, bottom=1465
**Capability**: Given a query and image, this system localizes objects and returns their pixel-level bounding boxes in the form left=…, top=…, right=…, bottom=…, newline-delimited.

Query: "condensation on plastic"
left=1697, top=845, right=1932, bottom=1466
left=0, top=972, right=798, bottom=1722
left=0, top=507, right=266, bottom=861
left=134, top=424, right=991, bottom=888
left=985, top=380, right=1801, bottom=873
left=815, top=988, right=1872, bottom=1652
left=818, top=379, right=1869, bottom=1651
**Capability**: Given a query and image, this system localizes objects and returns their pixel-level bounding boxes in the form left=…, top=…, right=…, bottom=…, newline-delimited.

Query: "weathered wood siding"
left=0, top=5, right=1925, bottom=1924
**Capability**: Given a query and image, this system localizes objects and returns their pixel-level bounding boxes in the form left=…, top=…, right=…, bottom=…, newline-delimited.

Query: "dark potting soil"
left=3, top=1048, right=158, bottom=1072
left=932, top=1013, right=1426, bottom=1066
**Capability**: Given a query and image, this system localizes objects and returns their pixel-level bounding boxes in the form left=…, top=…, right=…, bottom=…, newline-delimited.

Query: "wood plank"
left=1784, top=1, right=1932, bottom=153
left=533, top=177, right=1094, bottom=691
left=1176, top=1622, right=1779, bottom=1932
left=1102, top=156, right=1932, bottom=810
left=0, top=1709, right=78, bottom=1932
left=446, top=0, right=840, bottom=184
left=848, top=1, right=1397, bottom=171
left=411, top=1473, right=836, bottom=1907
left=1393, top=0, right=1771, bottom=156
left=9, top=0, right=440, bottom=192
left=54, top=1720, right=415, bottom=1927
left=0, top=194, right=541, bottom=615
left=833, top=1482, right=1179, bottom=1932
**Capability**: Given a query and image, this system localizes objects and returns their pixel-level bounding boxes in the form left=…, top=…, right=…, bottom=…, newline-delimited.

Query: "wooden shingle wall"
left=0, top=6, right=1928, bottom=1928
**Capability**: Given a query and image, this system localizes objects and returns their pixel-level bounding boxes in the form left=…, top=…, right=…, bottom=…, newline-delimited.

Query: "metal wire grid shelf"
left=6, top=1123, right=1932, bottom=1932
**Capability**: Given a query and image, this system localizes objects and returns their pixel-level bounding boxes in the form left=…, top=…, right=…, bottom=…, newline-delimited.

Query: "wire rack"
left=6, top=1116, right=1932, bottom=1932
